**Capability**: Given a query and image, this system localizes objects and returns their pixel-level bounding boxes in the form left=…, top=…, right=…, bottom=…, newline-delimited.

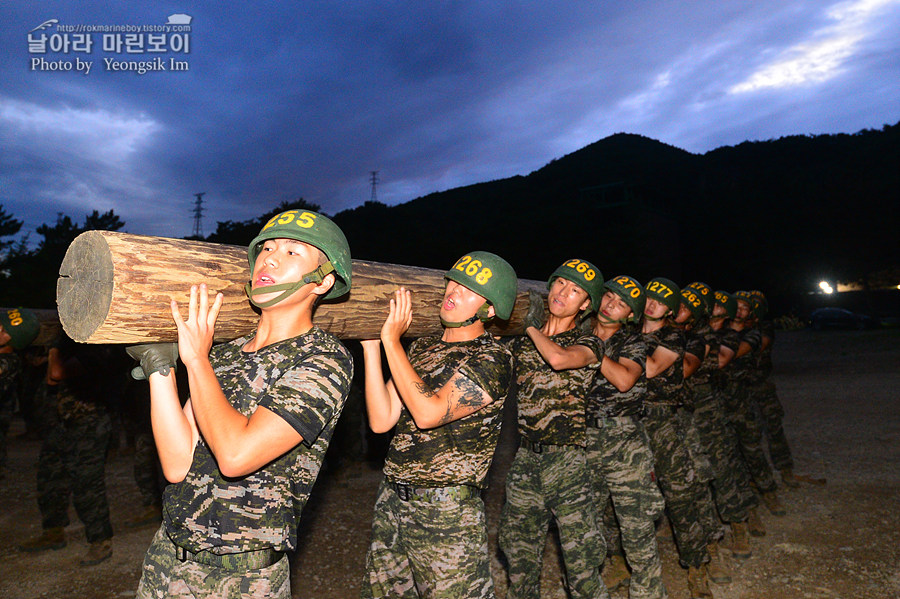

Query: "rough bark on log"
left=57, top=231, right=546, bottom=344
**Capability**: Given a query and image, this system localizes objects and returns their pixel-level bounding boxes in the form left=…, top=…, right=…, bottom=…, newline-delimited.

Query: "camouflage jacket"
left=509, top=328, right=604, bottom=447
left=727, top=327, right=761, bottom=383
left=164, top=327, right=353, bottom=554
left=585, top=326, right=647, bottom=418
left=642, top=325, right=685, bottom=407
left=711, top=327, right=739, bottom=390
left=383, top=333, right=513, bottom=489
left=55, top=344, right=113, bottom=422
left=688, top=321, right=717, bottom=388
left=680, top=326, right=707, bottom=409
left=755, top=319, right=776, bottom=378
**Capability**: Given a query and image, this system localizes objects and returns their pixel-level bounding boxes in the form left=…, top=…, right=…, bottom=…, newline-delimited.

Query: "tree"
left=0, top=209, right=126, bottom=308
left=0, top=203, right=23, bottom=255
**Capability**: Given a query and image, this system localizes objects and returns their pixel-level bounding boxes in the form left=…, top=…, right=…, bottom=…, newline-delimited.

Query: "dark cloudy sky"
left=3, top=1, right=899, bottom=241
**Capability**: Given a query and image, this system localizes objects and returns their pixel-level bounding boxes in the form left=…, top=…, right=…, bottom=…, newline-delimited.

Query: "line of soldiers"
left=360, top=252, right=798, bottom=599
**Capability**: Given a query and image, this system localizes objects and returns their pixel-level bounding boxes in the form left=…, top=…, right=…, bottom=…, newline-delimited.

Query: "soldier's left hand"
left=381, top=287, right=412, bottom=344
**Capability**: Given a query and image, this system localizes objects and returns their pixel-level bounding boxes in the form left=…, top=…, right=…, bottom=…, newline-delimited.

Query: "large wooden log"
left=57, top=231, right=546, bottom=344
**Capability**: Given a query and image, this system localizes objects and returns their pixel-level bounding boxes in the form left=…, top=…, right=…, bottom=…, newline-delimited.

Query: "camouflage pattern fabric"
left=719, top=327, right=777, bottom=493
left=364, top=333, right=512, bottom=598
left=361, top=480, right=494, bottom=599
left=643, top=327, right=684, bottom=407
left=585, top=418, right=667, bottom=599
left=499, top=447, right=608, bottom=599
left=691, top=386, right=758, bottom=523
left=162, top=327, right=353, bottom=555
left=37, top=408, right=113, bottom=543
left=383, top=333, right=513, bottom=488
left=751, top=379, right=794, bottom=470
left=507, top=329, right=603, bottom=446
left=137, top=525, right=290, bottom=599
left=585, top=327, right=647, bottom=418
left=0, top=352, right=22, bottom=469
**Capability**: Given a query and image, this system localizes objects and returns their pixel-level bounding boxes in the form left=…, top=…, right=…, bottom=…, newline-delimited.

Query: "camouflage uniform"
left=0, top=352, right=22, bottom=472
left=361, top=333, right=513, bottom=599
left=34, top=343, right=114, bottom=544
left=719, top=327, right=777, bottom=493
left=640, top=326, right=711, bottom=569
left=138, top=328, right=353, bottom=599
left=584, top=327, right=667, bottom=599
left=498, top=330, right=609, bottom=599
left=750, top=320, right=794, bottom=471
left=683, top=322, right=756, bottom=527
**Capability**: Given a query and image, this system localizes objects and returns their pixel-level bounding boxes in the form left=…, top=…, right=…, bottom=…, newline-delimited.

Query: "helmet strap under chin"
left=441, top=303, right=492, bottom=328
left=245, top=262, right=335, bottom=308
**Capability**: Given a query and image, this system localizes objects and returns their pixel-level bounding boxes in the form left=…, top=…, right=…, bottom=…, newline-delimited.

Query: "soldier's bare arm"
left=361, top=339, right=403, bottom=433
left=525, top=326, right=598, bottom=370
left=148, top=372, right=199, bottom=482
left=646, top=345, right=678, bottom=378
left=599, top=355, right=642, bottom=392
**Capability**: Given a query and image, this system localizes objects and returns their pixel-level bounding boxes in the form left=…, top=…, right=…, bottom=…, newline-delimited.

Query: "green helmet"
left=713, top=290, right=737, bottom=320
left=680, top=287, right=706, bottom=321
left=246, top=209, right=352, bottom=307
left=548, top=259, right=604, bottom=312
left=1, top=307, right=40, bottom=350
left=603, top=275, right=645, bottom=322
left=645, top=277, right=681, bottom=316
left=686, top=281, right=713, bottom=315
left=749, top=290, right=769, bottom=319
left=445, top=251, right=518, bottom=321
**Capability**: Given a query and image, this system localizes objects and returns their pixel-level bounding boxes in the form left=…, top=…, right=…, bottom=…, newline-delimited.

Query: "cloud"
left=730, top=0, right=900, bottom=93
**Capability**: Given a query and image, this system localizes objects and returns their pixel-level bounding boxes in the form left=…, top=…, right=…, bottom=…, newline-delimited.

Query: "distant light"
left=819, top=280, right=834, bottom=294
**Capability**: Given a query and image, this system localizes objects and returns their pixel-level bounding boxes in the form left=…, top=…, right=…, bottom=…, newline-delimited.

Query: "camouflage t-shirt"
left=383, top=333, right=514, bottom=489
left=163, top=327, right=353, bottom=554
left=54, top=344, right=111, bottom=421
left=728, top=327, right=761, bottom=383
left=0, top=352, right=22, bottom=404
left=689, top=322, right=718, bottom=388
left=585, top=326, right=647, bottom=418
left=509, top=328, right=604, bottom=447
left=643, top=326, right=684, bottom=406
left=711, top=327, right=739, bottom=389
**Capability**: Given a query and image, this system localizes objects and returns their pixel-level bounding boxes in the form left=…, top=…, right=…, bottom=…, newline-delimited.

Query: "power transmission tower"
left=369, top=171, right=379, bottom=203
left=192, top=192, right=206, bottom=238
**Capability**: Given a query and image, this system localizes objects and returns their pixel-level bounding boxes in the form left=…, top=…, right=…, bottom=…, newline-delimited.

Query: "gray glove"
left=523, top=290, right=546, bottom=331
left=126, top=343, right=179, bottom=380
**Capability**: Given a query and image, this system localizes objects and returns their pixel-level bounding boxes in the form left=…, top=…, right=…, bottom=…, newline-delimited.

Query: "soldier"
left=498, top=259, right=609, bottom=599
left=18, top=333, right=117, bottom=566
left=518, top=275, right=668, bottom=599
left=676, top=284, right=757, bottom=574
left=131, top=209, right=354, bottom=599
left=359, top=251, right=517, bottom=599
left=722, top=291, right=785, bottom=518
left=640, top=277, right=717, bottom=599
left=0, top=308, right=40, bottom=480
left=747, top=290, right=798, bottom=487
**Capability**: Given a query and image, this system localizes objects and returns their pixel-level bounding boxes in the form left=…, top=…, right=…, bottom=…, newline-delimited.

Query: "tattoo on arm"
left=453, top=376, right=488, bottom=409
left=414, top=381, right=436, bottom=398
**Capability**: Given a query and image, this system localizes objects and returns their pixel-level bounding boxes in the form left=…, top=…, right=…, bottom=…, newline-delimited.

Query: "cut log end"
left=57, top=231, right=114, bottom=343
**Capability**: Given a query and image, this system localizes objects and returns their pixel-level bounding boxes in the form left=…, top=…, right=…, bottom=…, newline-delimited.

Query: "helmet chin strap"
left=245, top=262, right=335, bottom=309
left=643, top=312, right=669, bottom=322
left=597, top=312, right=632, bottom=325
left=441, top=303, right=492, bottom=329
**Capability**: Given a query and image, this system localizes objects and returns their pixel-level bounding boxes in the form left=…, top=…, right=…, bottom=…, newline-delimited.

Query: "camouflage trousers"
left=136, top=525, right=290, bottom=599
left=641, top=406, right=713, bottom=568
left=720, top=382, right=777, bottom=493
left=750, top=380, right=794, bottom=471
left=585, top=417, right=667, bottom=599
left=498, top=445, right=609, bottom=599
left=361, top=479, right=494, bottom=599
left=0, top=388, right=13, bottom=469
left=37, top=411, right=113, bottom=543
left=690, top=388, right=758, bottom=523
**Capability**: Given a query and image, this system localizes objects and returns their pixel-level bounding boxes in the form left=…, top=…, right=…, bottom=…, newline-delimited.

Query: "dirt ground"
left=1, top=327, right=898, bottom=599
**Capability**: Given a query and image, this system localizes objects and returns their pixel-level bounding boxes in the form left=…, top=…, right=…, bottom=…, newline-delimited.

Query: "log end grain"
left=57, top=231, right=113, bottom=343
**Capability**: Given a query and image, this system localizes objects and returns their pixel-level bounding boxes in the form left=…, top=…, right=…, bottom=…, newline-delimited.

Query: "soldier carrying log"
left=130, top=209, right=354, bottom=599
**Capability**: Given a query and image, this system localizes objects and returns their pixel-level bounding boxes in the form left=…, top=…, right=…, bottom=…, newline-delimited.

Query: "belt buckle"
left=532, top=441, right=543, bottom=454
left=395, top=483, right=412, bottom=501
left=176, top=545, right=188, bottom=562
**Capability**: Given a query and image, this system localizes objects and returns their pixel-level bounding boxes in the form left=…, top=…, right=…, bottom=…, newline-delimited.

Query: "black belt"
left=519, top=437, right=576, bottom=454
left=642, top=403, right=678, bottom=416
left=390, top=481, right=480, bottom=502
left=175, top=544, right=284, bottom=571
